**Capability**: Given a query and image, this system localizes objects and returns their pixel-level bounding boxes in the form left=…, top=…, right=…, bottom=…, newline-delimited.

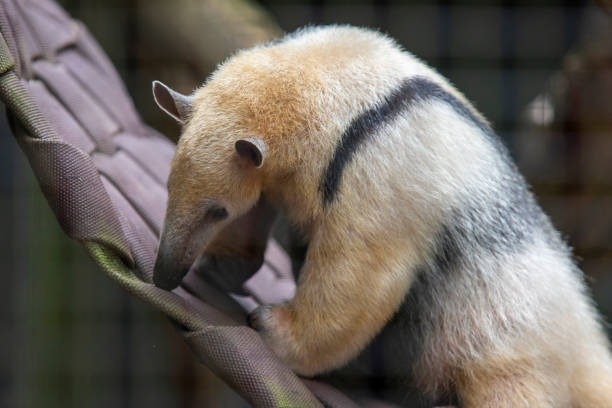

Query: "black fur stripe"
left=320, top=76, right=494, bottom=206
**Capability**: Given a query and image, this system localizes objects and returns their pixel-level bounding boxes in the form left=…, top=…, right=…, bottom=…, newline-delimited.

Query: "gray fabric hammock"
left=0, top=0, right=380, bottom=406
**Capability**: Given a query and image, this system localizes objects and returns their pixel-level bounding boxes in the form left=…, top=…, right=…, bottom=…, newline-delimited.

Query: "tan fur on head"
left=154, top=25, right=612, bottom=406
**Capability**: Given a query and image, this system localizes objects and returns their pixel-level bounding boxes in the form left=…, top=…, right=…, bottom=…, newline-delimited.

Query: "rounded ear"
left=235, top=138, right=266, bottom=168
left=152, top=80, right=194, bottom=125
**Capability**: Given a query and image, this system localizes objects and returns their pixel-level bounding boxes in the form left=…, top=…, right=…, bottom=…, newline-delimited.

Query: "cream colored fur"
left=155, top=26, right=612, bottom=407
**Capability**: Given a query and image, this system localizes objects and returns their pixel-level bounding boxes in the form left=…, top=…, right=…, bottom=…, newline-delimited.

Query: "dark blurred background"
left=1, top=0, right=611, bottom=407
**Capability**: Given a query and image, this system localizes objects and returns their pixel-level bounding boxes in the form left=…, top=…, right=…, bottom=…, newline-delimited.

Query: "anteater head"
left=152, top=78, right=271, bottom=290
left=150, top=30, right=332, bottom=290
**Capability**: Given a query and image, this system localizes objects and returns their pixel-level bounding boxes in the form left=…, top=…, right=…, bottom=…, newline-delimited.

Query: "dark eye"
left=205, top=206, right=228, bottom=222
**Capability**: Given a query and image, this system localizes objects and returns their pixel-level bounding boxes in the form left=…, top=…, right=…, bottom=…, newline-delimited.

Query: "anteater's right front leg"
left=248, top=227, right=416, bottom=376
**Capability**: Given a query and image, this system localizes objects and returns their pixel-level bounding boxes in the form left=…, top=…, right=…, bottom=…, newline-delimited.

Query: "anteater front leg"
left=248, top=224, right=416, bottom=376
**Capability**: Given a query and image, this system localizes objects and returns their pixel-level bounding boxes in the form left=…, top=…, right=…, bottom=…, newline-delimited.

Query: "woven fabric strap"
left=0, top=0, right=373, bottom=406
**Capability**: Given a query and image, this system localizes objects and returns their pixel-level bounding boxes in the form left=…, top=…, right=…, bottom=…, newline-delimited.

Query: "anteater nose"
left=153, top=255, right=188, bottom=291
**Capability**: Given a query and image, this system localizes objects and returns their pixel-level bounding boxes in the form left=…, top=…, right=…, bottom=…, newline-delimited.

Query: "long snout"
left=153, top=217, right=217, bottom=290
left=153, top=244, right=191, bottom=290
left=153, top=225, right=194, bottom=290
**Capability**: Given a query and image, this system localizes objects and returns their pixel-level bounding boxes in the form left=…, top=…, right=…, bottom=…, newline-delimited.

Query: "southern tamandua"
left=152, top=26, right=612, bottom=407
